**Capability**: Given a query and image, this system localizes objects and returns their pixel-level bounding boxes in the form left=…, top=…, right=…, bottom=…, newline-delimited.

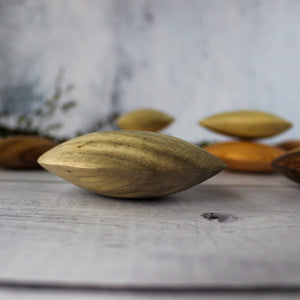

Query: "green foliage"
left=0, top=67, right=77, bottom=142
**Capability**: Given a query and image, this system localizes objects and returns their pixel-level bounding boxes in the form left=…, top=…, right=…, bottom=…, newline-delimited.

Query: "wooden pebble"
left=116, top=108, right=174, bottom=132
left=272, top=147, right=300, bottom=184
left=0, top=136, right=57, bottom=169
left=199, top=110, right=292, bottom=139
left=38, top=131, right=225, bottom=198
left=204, top=141, right=285, bottom=172
left=277, top=140, right=300, bottom=151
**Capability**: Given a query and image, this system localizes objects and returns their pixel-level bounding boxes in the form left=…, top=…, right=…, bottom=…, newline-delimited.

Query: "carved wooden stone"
left=199, top=110, right=292, bottom=139
left=38, top=131, right=225, bottom=198
left=204, top=141, right=285, bottom=172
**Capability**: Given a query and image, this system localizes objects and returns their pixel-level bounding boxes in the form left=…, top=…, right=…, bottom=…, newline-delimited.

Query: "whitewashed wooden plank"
left=0, top=169, right=63, bottom=182
left=1, top=289, right=300, bottom=300
left=205, top=170, right=297, bottom=187
left=0, top=173, right=299, bottom=286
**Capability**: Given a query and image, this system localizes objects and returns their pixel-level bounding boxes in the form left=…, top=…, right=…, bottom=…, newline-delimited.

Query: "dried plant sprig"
left=0, top=67, right=77, bottom=142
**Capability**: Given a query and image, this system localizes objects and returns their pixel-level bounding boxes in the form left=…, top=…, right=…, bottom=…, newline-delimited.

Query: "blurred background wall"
left=0, top=0, right=299, bottom=142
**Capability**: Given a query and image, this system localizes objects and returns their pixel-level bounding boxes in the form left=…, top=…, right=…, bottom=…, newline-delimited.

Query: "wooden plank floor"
left=0, top=169, right=299, bottom=299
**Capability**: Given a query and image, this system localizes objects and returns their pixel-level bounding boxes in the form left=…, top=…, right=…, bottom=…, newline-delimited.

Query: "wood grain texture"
left=199, top=110, right=292, bottom=139
left=0, top=170, right=299, bottom=288
left=0, top=136, right=56, bottom=169
left=204, top=142, right=285, bottom=172
left=38, top=131, right=225, bottom=198
left=116, top=109, right=174, bottom=132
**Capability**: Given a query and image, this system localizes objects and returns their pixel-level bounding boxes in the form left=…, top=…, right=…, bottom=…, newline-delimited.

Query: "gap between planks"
left=0, top=280, right=300, bottom=295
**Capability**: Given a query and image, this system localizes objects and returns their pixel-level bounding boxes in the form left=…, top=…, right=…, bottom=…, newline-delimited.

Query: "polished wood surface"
left=0, top=136, right=56, bottom=169
left=38, top=131, right=225, bottom=198
left=116, top=109, right=174, bottom=132
left=204, top=141, right=285, bottom=172
left=199, top=110, right=292, bottom=138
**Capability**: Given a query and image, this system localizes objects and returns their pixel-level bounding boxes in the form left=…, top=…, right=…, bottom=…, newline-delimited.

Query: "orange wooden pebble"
left=204, top=141, right=286, bottom=172
left=272, top=147, right=300, bottom=184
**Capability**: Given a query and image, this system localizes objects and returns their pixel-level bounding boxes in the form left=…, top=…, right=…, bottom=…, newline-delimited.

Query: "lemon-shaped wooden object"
left=38, top=131, right=225, bottom=198
left=204, top=141, right=285, bottom=172
left=116, top=108, right=174, bottom=132
left=0, top=136, right=56, bottom=169
left=199, top=110, right=292, bottom=139
left=272, top=147, right=300, bottom=184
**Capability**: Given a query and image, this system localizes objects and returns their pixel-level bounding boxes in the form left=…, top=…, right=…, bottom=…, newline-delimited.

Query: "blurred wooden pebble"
left=116, top=108, right=174, bottom=132
left=0, top=136, right=57, bottom=169
left=277, top=140, right=300, bottom=151
left=204, top=141, right=285, bottom=172
left=272, top=147, right=300, bottom=184
left=199, top=110, right=292, bottom=139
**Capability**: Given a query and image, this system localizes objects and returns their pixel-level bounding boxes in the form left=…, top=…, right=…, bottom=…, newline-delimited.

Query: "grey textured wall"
left=0, top=0, right=299, bottom=142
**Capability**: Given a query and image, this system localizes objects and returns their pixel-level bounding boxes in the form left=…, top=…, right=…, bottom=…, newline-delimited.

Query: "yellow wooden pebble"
left=38, top=131, right=225, bottom=198
left=0, top=136, right=57, bottom=169
left=199, top=110, right=292, bottom=139
left=204, top=141, right=285, bottom=172
left=116, top=108, right=174, bottom=132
